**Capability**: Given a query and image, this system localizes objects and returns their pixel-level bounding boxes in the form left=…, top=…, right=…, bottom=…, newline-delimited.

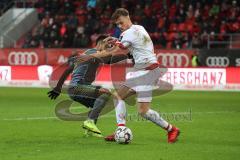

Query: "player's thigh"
left=76, top=97, right=96, bottom=108
left=68, top=84, right=100, bottom=99
left=114, top=85, right=136, bottom=100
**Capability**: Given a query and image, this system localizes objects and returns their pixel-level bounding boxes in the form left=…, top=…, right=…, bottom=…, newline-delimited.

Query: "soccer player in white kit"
left=89, top=8, right=180, bottom=143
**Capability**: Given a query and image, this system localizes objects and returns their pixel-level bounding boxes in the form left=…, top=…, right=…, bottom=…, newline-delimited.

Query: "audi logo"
left=157, top=53, right=189, bottom=67
left=206, top=56, right=230, bottom=67
left=8, top=51, right=39, bottom=65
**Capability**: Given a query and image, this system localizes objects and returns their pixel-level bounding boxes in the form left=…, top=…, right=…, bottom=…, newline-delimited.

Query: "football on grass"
left=114, top=126, right=133, bottom=144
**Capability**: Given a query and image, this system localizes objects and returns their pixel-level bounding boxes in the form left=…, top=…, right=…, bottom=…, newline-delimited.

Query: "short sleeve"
left=120, top=30, right=135, bottom=48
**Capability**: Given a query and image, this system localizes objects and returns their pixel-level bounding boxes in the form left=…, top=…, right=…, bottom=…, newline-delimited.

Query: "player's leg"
left=79, top=85, right=110, bottom=134
left=137, top=102, right=172, bottom=130
left=88, top=88, right=111, bottom=123
left=68, top=85, right=104, bottom=135
left=113, top=85, right=136, bottom=126
left=104, top=85, right=135, bottom=141
left=84, top=91, right=112, bottom=138
left=88, top=94, right=108, bottom=123
left=137, top=97, right=180, bottom=143
left=136, top=67, right=180, bottom=143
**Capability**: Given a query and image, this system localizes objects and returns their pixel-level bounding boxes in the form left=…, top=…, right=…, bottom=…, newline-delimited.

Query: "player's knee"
left=95, top=93, right=110, bottom=107
left=98, top=88, right=111, bottom=95
left=111, top=91, right=120, bottom=100
left=138, top=103, right=150, bottom=116
left=138, top=109, right=148, bottom=116
left=67, top=88, right=77, bottom=101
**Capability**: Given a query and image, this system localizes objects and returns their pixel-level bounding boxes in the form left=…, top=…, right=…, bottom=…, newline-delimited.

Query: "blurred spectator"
left=87, top=0, right=96, bottom=8
left=73, top=33, right=82, bottom=48
left=78, top=33, right=90, bottom=48
left=209, top=0, right=220, bottom=16
left=172, top=32, right=184, bottom=49
left=0, top=0, right=13, bottom=16
left=51, top=40, right=62, bottom=48
left=19, top=0, right=240, bottom=49
left=192, top=33, right=202, bottom=48
left=60, top=23, right=67, bottom=37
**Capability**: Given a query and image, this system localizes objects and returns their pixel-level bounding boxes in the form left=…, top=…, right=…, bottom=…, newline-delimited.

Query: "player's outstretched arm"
left=47, top=65, right=74, bottom=100
left=105, top=45, right=129, bottom=56
left=75, top=40, right=129, bottom=63
left=103, top=37, right=130, bottom=56
left=75, top=50, right=111, bottom=63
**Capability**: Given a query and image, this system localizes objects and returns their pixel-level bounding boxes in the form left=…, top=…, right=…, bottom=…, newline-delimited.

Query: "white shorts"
left=124, top=67, right=161, bottom=102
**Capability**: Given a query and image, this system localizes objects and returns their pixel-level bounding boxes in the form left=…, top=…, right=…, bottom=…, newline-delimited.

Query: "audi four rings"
left=157, top=53, right=190, bottom=67
left=8, top=51, right=38, bottom=65
left=206, top=56, right=230, bottom=67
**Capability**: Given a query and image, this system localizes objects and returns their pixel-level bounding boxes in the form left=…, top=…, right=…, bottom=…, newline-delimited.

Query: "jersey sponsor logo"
left=162, top=68, right=226, bottom=85
left=8, top=51, right=38, bottom=65
left=206, top=56, right=230, bottom=67
left=157, top=53, right=190, bottom=67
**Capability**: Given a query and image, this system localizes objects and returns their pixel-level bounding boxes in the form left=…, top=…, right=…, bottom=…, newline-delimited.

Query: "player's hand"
left=47, top=88, right=61, bottom=100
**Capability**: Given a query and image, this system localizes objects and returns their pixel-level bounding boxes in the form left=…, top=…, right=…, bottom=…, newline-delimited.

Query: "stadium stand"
left=1, top=0, right=239, bottom=49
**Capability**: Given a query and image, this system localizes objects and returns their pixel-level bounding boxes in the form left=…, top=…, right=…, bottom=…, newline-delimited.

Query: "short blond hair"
left=111, top=8, right=129, bottom=22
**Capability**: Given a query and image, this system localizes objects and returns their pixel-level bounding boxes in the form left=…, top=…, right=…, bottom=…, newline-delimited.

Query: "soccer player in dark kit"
left=48, top=35, right=127, bottom=137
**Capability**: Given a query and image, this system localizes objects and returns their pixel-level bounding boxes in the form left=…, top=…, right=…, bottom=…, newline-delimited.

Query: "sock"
left=142, top=109, right=172, bottom=132
left=88, top=94, right=110, bottom=123
left=114, top=99, right=127, bottom=126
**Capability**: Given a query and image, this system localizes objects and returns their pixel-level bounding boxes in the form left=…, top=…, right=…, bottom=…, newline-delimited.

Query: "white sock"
left=114, top=99, right=127, bottom=126
left=142, top=109, right=172, bottom=131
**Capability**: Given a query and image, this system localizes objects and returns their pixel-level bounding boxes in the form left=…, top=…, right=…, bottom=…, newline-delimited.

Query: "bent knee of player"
left=95, top=93, right=110, bottom=105
left=67, top=88, right=77, bottom=101
left=138, top=102, right=150, bottom=116
left=157, top=80, right=173, bottom=92
left=112, top=91, right=123, bottom=100
left=98, top=88, right=111, bottom=95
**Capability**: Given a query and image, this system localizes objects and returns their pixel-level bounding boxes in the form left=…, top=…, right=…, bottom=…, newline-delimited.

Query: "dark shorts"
left=67, top=84, right=102, bottom=108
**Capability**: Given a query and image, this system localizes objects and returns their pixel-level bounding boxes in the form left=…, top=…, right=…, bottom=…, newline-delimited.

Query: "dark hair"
left=111, top=8, right=129, bottom=21
left=96, top=34, right=109, bottom=44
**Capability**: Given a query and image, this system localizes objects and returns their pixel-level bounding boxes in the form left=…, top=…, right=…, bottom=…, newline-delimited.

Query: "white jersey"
left=119, top=25, right=158, bottom=69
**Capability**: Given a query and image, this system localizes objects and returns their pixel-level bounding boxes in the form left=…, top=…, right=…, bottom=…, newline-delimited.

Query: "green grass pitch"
left=0, top=87, right=239, bottom=160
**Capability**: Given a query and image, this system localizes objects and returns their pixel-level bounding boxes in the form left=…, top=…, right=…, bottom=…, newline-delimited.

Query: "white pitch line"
left=2, top=116, right=57, bottom=121
left=0, top=111, right=238, bottom=121
left=192, top=111, right=239, bottom=114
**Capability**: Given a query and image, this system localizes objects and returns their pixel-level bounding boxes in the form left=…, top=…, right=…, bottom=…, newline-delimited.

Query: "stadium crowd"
left=13, top=0, right=240, bottom=49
